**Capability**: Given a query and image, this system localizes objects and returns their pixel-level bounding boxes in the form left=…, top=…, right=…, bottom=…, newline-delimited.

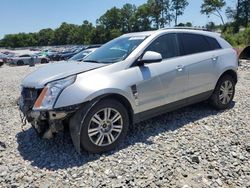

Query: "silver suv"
left=19, top=28, right=238, bottom=153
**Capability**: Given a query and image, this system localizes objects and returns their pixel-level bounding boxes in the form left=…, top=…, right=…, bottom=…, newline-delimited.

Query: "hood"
left=22, top=61, right=106, bottom=88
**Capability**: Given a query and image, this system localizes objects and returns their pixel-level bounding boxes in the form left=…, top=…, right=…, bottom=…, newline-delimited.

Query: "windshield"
left=83, top=36, right=146, bottom=64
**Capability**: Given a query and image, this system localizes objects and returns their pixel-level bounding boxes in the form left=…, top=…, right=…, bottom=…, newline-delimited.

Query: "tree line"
left=0, top=0, right=249, bottom=48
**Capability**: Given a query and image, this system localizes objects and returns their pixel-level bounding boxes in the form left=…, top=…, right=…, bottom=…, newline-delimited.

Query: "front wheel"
left=210, top=75, right=236, bottom=110
left=78, top=99, right=129, bottom=153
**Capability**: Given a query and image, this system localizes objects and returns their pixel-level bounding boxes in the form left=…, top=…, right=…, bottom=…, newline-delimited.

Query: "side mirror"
left=138, top=51, right=162, bottom=65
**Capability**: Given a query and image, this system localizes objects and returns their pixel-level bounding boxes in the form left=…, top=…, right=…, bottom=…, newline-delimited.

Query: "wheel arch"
left=96, top=93, right=135, bottom=127
left=69, top=92, right=135, bottom=153
left=218, top=69, right=238, bottom=84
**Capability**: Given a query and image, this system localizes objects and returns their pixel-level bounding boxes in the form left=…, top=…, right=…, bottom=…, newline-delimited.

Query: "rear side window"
left=146, top=33, right=180, bottom=59
left=179, top=33, right=211, bottom=55
left=19, top=55, right=30, bottom=57
left=205, top=36, right=221, bottom=50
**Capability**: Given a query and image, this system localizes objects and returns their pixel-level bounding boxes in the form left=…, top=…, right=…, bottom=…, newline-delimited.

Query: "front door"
left=136, top=33, right=188, bottom=113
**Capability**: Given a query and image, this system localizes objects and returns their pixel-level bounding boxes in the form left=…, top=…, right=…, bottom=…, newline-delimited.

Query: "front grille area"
left=20, top=87, right=42, bottom=115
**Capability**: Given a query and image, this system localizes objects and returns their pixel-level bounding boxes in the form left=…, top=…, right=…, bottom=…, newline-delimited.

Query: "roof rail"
left=160, top=27, right=211, bottom=31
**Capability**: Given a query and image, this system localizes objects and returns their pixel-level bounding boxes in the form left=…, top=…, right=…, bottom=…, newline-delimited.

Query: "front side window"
left=84, top=36, right=147, bottom=64
left=145, top=33, right=180, bottom=59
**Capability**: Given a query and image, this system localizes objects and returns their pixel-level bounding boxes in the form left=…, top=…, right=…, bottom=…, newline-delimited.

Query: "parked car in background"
left=48, top=45, right=101, bottom=61
left=49, top=51, right=69, bottom=61
left=0, top=52, right=7, bottom=65
left=69, top=48, right=98, bottom=61
left=9, top=54, right=49, bottom=66
left=60, top=45, right=101, bottom=61
left=0, top=59, right=4, bottom=67
left=59, top=49, right=83, bottom=61
left=19, top=28, right=238, bottom=153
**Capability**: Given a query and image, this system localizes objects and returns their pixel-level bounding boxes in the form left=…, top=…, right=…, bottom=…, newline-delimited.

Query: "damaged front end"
left=18, top=87, right=79, bottom=139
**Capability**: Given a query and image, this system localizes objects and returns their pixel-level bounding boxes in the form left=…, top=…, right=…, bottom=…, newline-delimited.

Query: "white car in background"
left=9, top=54, right=49, bottom=66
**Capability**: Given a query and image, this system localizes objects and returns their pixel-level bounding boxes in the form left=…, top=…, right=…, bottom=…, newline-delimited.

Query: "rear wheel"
left=17, top=60, right=24, bottom=66
left=41, top=59, right=48, bottom=64
left=76, top=99, right=129, bottom=153
left=210, top=75, right=235, bottom=110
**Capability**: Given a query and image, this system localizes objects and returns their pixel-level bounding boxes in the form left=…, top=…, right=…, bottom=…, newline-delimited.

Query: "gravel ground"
left=0, top=62, right=249, bottom=188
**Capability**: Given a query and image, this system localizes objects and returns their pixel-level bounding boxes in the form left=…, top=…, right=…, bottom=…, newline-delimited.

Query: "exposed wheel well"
left=219, top=70, right=238, bottom=83
left=99, top=94, right=134, bottom=127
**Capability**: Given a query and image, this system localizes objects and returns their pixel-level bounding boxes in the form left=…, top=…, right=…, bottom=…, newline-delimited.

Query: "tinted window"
left=205, top=36, right=221, bottom=50
left=19, top=55, right=30, bottom=57
left=146, top=33, right=179, bottom=59
left=180, top=33, right=211, bottom=55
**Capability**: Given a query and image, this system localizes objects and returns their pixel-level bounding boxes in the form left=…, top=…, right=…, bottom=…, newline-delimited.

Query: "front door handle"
left=176, top=65, right=184, bottom=72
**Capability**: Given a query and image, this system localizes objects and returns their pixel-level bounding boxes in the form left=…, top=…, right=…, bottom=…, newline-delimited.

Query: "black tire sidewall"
left=211, top=75, right=236, bottom=109
left=17, top=60, right=24, bottom=66
left=41, top=59, right=47, bottom=64
left=80, top=99, right=129, bottom=153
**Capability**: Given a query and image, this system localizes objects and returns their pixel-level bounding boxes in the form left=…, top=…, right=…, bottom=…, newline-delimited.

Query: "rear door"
left=178, top=33, right=220, bottom=97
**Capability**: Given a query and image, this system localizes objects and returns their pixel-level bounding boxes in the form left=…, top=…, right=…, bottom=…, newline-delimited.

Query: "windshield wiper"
left=83, top=60, right=100, bottom=63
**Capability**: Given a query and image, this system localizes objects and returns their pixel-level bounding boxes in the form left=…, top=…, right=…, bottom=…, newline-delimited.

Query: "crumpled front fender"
left=69, top=99, right=100, bottom=153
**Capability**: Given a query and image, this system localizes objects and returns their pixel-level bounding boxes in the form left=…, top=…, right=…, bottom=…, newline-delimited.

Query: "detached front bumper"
left=18, top=90, right=80, bottom=138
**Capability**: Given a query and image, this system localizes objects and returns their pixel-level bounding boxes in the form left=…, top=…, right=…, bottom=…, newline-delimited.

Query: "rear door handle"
left=176, top=65, right=184, bottom=72
left=212, top=56, right=218, bottom=62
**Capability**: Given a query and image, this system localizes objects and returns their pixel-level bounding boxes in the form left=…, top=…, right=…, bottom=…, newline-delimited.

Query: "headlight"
left=33, top=75, right=76, bottom=110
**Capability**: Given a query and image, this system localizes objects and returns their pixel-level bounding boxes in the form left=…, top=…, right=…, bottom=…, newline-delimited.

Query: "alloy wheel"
left=219, top=80, right=234, bottom=104
left=88, top=108, right=123, bottom=147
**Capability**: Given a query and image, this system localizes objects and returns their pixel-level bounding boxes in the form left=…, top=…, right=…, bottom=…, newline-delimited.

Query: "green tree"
left=206, top=21, right=216, bottom=30
left=147, top=0, right=164, bottom=29
left=90, top=25, right=108, bottom=44
left=135, top=4, right=152, bottom=31
left=177, top=22, right=192, bottom=27
left=201, top=0, right=226, bottom=25
left=171, top=0, right=189, bottom=26
left=78, top=20, right=94, bottom=44
left=97, top=7, right=122, bottom=30
left=37, top=28, right=54, bottom=46
left=163, top=0, right=174, bottom=27
left=54, top=22, right=81, bottom=45
left=120, top=4, right=137, bottom=32
left=226, top=0, right=250, bottom=32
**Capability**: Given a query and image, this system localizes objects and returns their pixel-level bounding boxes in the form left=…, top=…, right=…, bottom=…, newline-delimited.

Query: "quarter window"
left=205, top=36, right=221, bottom=50
left=146, top=34, right=180, bottom=59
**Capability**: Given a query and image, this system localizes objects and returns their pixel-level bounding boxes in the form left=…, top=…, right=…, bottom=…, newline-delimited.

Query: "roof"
left=122, top=27, right=221, bottom=38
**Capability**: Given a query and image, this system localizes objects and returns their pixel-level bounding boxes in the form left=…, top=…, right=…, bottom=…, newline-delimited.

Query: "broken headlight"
left=33, top=75, right=76, bottom=110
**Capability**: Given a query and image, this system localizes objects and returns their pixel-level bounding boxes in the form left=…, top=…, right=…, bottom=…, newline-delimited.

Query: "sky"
left=0, top=0, right=236, bottom=39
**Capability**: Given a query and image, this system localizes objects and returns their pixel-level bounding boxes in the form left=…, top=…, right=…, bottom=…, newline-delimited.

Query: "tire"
left=41, top=59, right=48, bottom=64
left=210, top=75, right=236, bottom=110
left=74, top=99, right=129, bottom=153
left=17, top=60, right=24, bottom=66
